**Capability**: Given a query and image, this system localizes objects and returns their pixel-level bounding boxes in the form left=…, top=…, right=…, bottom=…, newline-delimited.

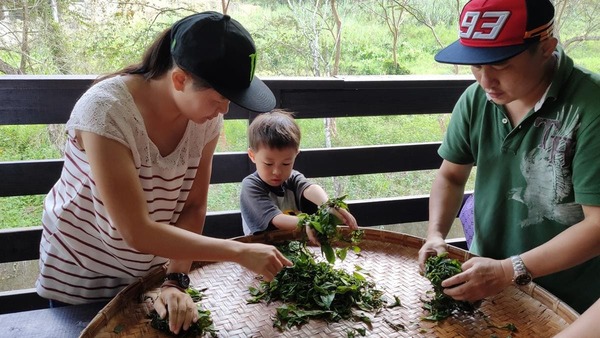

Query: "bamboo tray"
left=80, top=228, right=578, bottom=337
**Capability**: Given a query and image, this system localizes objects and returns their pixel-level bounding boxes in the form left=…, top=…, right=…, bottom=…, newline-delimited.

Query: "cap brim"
left=213, top=77, right=276, bottom=113
left=434, top=40, right=531, bottom=65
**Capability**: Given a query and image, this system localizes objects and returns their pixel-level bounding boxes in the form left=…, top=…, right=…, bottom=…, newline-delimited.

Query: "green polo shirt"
left=439, top=47, right=600, bottom=313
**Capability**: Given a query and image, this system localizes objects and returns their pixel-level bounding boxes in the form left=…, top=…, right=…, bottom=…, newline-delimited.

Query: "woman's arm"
left=166, top=135, right=218, bottom=275
left=555, top=298, right=600, bottom=338
left=79, top=131, right=290, bottom=274
left=81, top=130, right=291, bottom=333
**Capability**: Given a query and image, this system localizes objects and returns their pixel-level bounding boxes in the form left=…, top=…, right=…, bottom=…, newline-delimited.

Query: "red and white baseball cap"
left=435, top=0, right=555, bottom=65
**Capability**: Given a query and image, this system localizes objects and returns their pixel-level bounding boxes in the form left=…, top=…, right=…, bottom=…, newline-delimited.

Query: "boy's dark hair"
left=248, top=110, right=301, bottom=151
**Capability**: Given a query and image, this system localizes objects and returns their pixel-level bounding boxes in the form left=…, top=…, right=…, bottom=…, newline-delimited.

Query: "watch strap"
left=161, top=279, right=186, bottom=291
left=511, top=255, right=526, bottom=274
left=510, top=255, right=532, bottom=286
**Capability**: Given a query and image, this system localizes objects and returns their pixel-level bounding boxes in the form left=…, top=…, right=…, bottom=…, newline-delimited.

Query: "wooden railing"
left=0, top=75, right=475, bottom=314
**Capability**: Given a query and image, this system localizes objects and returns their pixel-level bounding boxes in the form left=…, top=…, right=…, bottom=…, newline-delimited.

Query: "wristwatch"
left=164, top=273, right=190, bottom=290
left=510, top=255, right=532, bottom=286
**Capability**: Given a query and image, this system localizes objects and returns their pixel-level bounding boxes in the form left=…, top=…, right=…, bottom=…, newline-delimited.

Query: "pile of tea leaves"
left=422, top=253, right=475, bottom=321
left=296, top=195, right=364, bottom=264
left=149, top=287, right=218, bottom=337
left=248, top=241, right=385, bottom=331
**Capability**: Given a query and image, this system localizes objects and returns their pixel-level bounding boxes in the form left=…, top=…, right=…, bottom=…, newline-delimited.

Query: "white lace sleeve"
left=66, top=77, right=139, bottom=150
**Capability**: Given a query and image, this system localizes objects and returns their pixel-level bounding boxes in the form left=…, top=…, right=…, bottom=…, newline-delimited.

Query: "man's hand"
left=441, top=257, right=513, bottom=302
left=154, top=286, right=198, bottom=335
left=418, top=236, right=448, bottom=272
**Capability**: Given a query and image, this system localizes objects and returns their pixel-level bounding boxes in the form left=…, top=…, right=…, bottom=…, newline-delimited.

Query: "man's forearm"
left=427, top=175, right=467, bottom=240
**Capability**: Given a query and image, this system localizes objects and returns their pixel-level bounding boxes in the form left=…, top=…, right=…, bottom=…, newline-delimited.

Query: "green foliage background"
left=0, top=0, right=598, bottom=229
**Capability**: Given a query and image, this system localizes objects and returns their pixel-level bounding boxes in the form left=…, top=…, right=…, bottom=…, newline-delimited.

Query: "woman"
left=36, top=11, right=291, bottom=334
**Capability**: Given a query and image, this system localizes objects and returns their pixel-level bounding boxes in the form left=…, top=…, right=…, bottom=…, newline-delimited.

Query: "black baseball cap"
left=171, top=11, right=276, bottom=113
left=435, top=0, right=555, bottom=65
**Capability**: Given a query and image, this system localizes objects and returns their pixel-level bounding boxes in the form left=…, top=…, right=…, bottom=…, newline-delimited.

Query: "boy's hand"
left=332, top=207, right=359, bottom=230
left=305, top=226, right=320, bottom=246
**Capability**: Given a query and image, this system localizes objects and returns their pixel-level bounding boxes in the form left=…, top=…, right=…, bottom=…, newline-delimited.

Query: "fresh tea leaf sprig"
left=297, top=195, right=364, bottom=264
left=422, top=253, right=475, bottom=321
left=248, top=241, right=385, bottom=331
left=149, top=287, right=218, bottom=337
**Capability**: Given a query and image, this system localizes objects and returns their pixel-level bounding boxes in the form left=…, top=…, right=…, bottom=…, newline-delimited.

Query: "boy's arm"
left=271, top=213, right=302, bottom=230
left=302, top=184, right=329, bottom=205
left=302, top=184, right=359, bottom=230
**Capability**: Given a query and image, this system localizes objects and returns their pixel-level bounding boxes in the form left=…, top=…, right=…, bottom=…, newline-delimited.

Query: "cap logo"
left=249, top=52, right=257, bottom=81
left=460, top=11, right=510, bottom=40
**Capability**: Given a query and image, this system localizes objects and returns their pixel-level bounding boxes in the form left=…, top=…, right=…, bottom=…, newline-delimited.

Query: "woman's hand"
left=237, top=243, right=293, bottom=281
left=153, top=286, right=198, bottom=335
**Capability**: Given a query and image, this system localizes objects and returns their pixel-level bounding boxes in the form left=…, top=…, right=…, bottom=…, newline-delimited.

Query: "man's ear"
left=248, top=148, right=257, bottom=163
left=541, top=37, right=558, bottom=58
left=171, top=68, right=188, bottom=91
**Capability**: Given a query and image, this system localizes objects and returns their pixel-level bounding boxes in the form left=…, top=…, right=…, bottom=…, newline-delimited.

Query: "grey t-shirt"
left=240, top=170, right=313, bottom=235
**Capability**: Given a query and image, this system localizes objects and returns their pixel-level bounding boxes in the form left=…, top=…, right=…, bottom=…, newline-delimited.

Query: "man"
left=418, top=0, right=600, bottom=314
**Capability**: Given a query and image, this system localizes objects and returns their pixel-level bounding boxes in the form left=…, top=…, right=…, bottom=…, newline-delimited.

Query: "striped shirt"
left=36, top=76, right=222, bottom=304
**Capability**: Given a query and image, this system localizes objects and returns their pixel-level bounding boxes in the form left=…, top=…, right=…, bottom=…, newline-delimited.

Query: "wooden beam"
left=0, top=289, right=48, bottom=314
left=0, top=75, right=474, bottom=125
left=0, top=227, right=42, bottom=263
left=1, top=143, right=442, bottom=196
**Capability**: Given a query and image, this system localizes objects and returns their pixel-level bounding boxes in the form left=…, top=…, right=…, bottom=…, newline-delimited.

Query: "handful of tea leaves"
left=423, top=253, right=475, bottom=321
left=248, top=241, right=385, bottom=331
left=149, top=287, right=218, bottom=337
left=297, top=195, right=364, bottom=263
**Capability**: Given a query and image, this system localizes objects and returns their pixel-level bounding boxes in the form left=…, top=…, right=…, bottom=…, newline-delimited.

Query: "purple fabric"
left=458, top=194, right=475, bottom=249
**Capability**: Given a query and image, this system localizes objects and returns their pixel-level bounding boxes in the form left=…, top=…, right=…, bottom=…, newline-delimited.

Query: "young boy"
left=240, top=110, right=358, bottom=241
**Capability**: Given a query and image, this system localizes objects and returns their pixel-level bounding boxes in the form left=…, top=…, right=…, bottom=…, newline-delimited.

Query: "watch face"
left=178, top=274, right=190, bottom=289
left=514, top=274, right=532, bottom=286
left=167, top=273, right=190, bottom=289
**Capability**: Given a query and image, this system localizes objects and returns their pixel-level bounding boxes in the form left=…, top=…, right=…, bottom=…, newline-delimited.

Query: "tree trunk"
left=330, top=0, right=342, bottom=75
left=221, top=0, right=230, bottom=15
left=328, top=0, right=343, bottom=196
left=310, top=0, right=321, bottom=76
left=19, top=0, right=29, bottom=73
left=50, top=0, right=59, bottom=22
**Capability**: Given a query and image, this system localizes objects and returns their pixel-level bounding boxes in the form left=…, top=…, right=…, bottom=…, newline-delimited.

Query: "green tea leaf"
left=322, top=244, right=336, bottom=264
left=113, top=324, right=125, bottom=333
left=336, top=247, right=348, bottom=260
left=248, top=241, right=384, bottom=331
left=422, top=253, right=475, bottom=321
left=296, top=196, right=364, bottom=263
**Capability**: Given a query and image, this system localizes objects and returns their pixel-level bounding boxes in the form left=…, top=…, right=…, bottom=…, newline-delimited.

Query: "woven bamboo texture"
left=80, top=228, right=579, bottom=337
